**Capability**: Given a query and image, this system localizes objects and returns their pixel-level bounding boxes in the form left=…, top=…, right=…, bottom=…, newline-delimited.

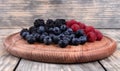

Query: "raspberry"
left=94, top=30, right=103, bottom=41
left=84, top=26, right=95, bottom=34
left=87, top=32, right=97, bottom=42
left=71, top=24, right=80, bottom=32
left=66, top=20, right=77, bottom=27
left=77, top=22, right=86, bottom=29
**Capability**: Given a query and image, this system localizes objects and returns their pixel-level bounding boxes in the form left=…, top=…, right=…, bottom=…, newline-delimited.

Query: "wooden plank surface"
left=16, top=59, right=104, bottom=71
left=0, top=29, right=20, bottom=71
left=0, top=0, right=120, bottom=28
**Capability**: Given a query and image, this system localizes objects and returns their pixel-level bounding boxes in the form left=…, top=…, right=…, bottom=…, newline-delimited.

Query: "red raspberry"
left=77, top=22, right=86, bottom=29
left=66, top=20, right=77, bottom=27
left=94, top=30, right=103, bottom=41
left=71, top=24, right=80, bottom=32
left=84, top=26, right=95, bottom=34
left=87, top=32, right=97, bottom=42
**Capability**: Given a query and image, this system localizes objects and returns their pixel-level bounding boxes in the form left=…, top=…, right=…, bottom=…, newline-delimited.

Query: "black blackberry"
left=29, top=26, right=37, bottom=34
left=46, top=19, right=54, bottom=27
left=54, top=19, right=66, bottom=27
left=34, top=19, right=45, bottom=27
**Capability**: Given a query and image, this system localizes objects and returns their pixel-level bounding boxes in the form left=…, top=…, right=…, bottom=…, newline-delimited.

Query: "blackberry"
left=46, top=19, right=54, bottom=27
left=29, top=26, right=37, bottom=34
left=54, top=19, right=65, bottom=27
left=34, top=19, right=45, bottom=27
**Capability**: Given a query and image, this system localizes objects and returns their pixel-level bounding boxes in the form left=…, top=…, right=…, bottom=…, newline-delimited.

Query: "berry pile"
left=20, top=19, right=103, bottom=48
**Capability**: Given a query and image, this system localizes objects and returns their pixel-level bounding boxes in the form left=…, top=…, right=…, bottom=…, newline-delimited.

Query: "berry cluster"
left=20, top=19, right=103, bottom=48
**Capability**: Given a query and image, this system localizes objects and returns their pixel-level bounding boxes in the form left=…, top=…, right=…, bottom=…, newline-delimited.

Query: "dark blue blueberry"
left=64, top=28, right=73, bottom=35
left=48, top=28, right=53, bottom=33
left=34, top=19, right=45, bottom=27
left=72, top=38, right=80, bottom=45
left=58, top=40, right=69, bottom=48
left=60, top=25, right=67, bottom=32
left=58, top=34, right=65, bottom=39
left=75, top=30, right=85, bottom=37
left=49, top=33, right=55, bottom=39
left=53, top=35, right=60, bottom=44
left=20, top=28, right=29, bottom=36
left=37, top=26, right=45, bottom=34
left=26, top=34, right=36, bottom=44
left=79, top=36, right=87, bottom=44
left=53, top=27, right=61, bottom=35
left=39, top=34, right=46, bottom=42
left=43, top=36, right=52, bottom=45
left=32, top=33, right=40, bottom=41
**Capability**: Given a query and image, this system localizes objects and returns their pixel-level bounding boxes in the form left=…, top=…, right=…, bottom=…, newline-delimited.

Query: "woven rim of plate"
left=3, top=33, right=117, bottom=63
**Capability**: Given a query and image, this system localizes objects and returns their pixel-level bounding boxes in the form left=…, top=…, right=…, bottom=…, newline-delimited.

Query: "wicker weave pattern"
left=4, top=33, right=117, bottom=63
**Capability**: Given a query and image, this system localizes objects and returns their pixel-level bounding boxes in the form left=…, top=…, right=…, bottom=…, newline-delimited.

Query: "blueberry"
left=43, top=36, right=52, bottom=45
left=60, top=25, right=67, bottom=32
left=48, top=28, right=53, bottom=33
left=79, top=36, right=87, bottom=44
left=39, top=34, right=46, bottom=42
left=67, top=28, right=73, bottom=34
left=26, top=34, right=36, bottom=44
left=58, top=34, right=65, bottom=39
left=46, top=19, right=54, bottom=27
left=20, top=28, right=29, bottom=36
left=75, top=30, right=84, bottom=37
left=72, top=38, right=80, bottom=45
left=21, top=32, right=29, bottom=39
left=33, top=33, right=40, bottom=41
left=58, top=40, right=69, bottom=48
left=37, top=26, right=45, bottom=34
left=34, top=19, right=45, bottom=27
left=53, top=27, right=61, bottom=35
left=49, top=33, right=55, bottom=39
left=53, top=35, right=60, bottom=44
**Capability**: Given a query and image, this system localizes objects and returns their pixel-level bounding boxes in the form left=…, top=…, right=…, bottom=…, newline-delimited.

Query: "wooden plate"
left=3, top=33, right=117, bottom=63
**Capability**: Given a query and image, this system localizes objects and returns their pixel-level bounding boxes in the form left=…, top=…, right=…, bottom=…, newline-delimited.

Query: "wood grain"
left=16, top=59, right=104, bottom=71
left=0, top=0, right=120, bottom=28
left=0, top=37, right=19, bottom=71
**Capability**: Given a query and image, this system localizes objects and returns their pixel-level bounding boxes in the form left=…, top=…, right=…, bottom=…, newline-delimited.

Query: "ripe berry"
left=37, top=26, right=45, bottom=34
left=43, top=36, right=52, bottom=45
left=66, top=20, right=77, bottom=27
left=72, top=38, right=80, bottom=45
left=60, top=25, right=67, bottom=32
left=77, top=22, right=86, bottom=29
left=53, top=27, right=61, bottom=35
left=46, top=19, right=54, bottom=27
left=75, top=30, right=85, bottom=37
left=29, top=26, right=37, bottom=34
left=54, top=19, right=66, bottom=27
left=58, top=40, right=69, bottom=48
left=71, top=24, right=80, bottom=32
left=84, top=26, right=95, bottom=34
left=79, top=36, right=87, bottom=44
left=26, top=34, right=36, bottom=44
left=94, top=30, right=103, bottom=41
left=53, top=35, right=60, bottom=44
left=34, top=19, right=45, bottom=27
left=87, top=32, right=97, bottom=42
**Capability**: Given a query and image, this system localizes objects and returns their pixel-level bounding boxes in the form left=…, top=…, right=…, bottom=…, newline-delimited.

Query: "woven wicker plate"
left=3, top=33, right=117, bottom=63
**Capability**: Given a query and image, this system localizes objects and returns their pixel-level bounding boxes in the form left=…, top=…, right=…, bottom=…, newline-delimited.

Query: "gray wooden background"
left=0, top=0, right=120, bottom=28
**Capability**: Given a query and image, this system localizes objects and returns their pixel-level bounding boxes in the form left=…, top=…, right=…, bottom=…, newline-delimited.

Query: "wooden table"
left=0, top=0, right=120, bottom=71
